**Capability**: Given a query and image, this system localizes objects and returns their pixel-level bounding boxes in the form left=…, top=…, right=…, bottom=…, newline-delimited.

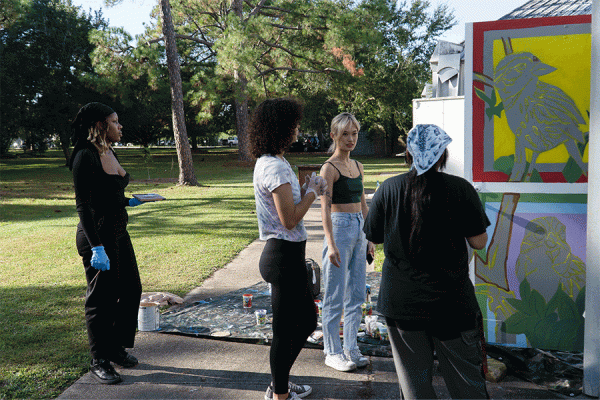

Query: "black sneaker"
left=90, top=359, right=122, bottom=384
left=110, top=348, right=139, bottom=368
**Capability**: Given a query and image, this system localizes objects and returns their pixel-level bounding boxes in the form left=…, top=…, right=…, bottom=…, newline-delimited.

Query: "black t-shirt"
left=364, top=171, right=491, bottom=331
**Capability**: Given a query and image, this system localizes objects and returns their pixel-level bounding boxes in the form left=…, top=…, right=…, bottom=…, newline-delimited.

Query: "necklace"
left=338, top=159, right=352, bottom=177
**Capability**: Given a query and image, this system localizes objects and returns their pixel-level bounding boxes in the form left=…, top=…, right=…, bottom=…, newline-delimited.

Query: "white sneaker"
left=344, top=348, right=369, bottom=368
left=325, top=353, right=357, bottom=372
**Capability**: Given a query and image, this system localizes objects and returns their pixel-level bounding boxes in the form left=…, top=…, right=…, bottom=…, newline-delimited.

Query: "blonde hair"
left=87, top=123, right=111, bottom=155
left=328, top=112, right=360, bottom=153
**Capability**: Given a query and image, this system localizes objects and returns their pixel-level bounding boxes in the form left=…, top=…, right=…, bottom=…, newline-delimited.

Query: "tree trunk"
left=160, top=0, right=198, bottom=186
left=59, top=129, right=71, bottom=166
left=234, top=71, right=251, bottom=162
left=231, top=0, right=251, bottom=162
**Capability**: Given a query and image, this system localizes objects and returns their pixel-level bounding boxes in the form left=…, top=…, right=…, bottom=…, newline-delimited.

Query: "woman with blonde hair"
left=319, top=112, right=374, bottom=372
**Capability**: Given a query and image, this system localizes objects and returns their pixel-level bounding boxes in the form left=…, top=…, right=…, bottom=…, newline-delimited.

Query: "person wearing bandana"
left=69, top=102, right=145, bottom=385
left=363, top=124, right=491, bottom=399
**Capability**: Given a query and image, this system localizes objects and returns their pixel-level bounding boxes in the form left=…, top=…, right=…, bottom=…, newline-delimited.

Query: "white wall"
left=584, top=0, right=600, bottom=395
left=412, top=97, right=465, bottom=178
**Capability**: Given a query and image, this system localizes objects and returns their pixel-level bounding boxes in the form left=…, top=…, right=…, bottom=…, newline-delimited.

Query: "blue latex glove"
left=91, top=246, right=110, bottom=271
left=129, top=198, right=143, bottom=207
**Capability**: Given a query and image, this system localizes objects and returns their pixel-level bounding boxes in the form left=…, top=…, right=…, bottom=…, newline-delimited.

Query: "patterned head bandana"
left=406, top=124, right=452, bottom=175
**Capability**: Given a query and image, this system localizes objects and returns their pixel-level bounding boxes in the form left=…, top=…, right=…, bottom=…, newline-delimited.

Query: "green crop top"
left=325, top=160, right=363, bottom=204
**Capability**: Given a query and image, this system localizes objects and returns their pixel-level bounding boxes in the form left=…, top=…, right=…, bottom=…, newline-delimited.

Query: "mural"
left=472, top=16, right=591, bottom=183
left=469, top=16, right=590, bottom=352
left=474, top=193, right=587, bottom=351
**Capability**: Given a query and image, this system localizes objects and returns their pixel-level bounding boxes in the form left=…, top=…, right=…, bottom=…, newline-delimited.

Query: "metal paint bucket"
left=138, top=302, right=160, bottom=331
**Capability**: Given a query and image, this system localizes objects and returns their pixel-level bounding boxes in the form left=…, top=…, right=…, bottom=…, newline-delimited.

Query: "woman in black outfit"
left=69, top=102, right=145, bottom=385
left=364, top=124, right=490, bottom=399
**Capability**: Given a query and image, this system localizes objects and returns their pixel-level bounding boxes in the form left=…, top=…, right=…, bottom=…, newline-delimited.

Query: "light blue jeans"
left=322, top=212, right=367, bottom=355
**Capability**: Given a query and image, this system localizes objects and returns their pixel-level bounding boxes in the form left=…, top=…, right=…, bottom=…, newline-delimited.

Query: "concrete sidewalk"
left=59, top=201, right=570, bottom=399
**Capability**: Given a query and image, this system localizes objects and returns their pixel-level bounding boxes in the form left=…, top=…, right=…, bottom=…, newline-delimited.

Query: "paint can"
left=255, top=309, right=267, bottom=325
left=138, top=302, right=160, bottom=331
left=243, top=294, right=253, bottom=308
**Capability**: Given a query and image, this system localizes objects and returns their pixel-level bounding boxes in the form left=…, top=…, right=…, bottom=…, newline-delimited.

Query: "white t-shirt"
left=253, top=154, right=307, bottom=242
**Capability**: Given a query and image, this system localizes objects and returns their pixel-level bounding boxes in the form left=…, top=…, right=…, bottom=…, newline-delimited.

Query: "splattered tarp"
left=158, top=271, right=583, bottom=395
left=159, top=272, right=392, bottom=357
left=486, top=345, right=583, bottom=396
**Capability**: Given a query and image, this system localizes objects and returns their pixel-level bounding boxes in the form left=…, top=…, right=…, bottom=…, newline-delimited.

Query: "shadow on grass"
left=0, top=284, right=89, bottom=366
left=0, top=284, right=90, bottom=398
left=0, top=203, right=77, bottom=223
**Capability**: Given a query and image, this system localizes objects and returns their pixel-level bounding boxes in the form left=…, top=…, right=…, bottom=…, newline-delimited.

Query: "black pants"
left=260, top=239, right=317, bottom=395
left=386, top=317, right=489, bottom=399
left=77, top=227, right=142, bottom=360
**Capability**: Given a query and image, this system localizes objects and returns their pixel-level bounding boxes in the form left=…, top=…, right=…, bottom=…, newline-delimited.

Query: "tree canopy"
left=1, top=0, right=455, bottom=162
left=0, top=0, right=108, bottom=158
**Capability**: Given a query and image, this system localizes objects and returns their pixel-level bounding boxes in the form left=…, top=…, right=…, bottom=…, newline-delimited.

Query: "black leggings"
left=260, top=239, right=317, bottom=395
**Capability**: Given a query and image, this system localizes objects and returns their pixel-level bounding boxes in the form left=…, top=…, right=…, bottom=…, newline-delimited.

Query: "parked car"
left=221, top=136, right=238, bottom=146
left=305, top=136, right=320, bottom=152
left=288, top=138, right=306, bottom=152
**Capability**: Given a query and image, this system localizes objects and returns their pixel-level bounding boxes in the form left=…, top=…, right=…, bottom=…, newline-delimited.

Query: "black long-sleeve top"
left=72, top=143, right=132, bottom=248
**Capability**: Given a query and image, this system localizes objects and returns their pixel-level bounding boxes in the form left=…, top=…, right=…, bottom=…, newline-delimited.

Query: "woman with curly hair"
left=250, top=98, right=327, bottom=400
left=69, top=102, right=147, bottom=385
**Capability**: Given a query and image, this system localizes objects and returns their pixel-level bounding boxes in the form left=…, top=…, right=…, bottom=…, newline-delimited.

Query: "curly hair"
left=249, top=98, right=303, bottom=159
left=86, top=123, right=111, bottom=155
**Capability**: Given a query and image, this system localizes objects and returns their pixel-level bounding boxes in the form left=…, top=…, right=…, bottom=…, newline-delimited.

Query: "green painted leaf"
left=494, top=155, right=514, bottom=175
left=486, top=101, right=504, bottom=120
left=474, top=87, right=493, bottom=105
left=529, top=169, right=543, bottom=182
left=554, top=288, right=579, bottom=321
left=505, top=297, right=528, bottom=313
left=546, top=288, right=563, bottom=317
left=528, top=288, right=548, bottom=318
left=535, top=314, right=560, bottom=348
left=563, top=156, right=583, bottom=183
left=519, top=279, right=532, bottom=301
left=502, top=312, right=533, bottom=334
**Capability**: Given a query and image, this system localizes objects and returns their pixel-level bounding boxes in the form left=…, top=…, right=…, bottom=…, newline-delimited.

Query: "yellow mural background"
left=492, top=34, right=591, bottom=164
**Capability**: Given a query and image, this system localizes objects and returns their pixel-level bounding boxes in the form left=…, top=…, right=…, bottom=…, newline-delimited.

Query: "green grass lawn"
left=0, top=147, right=406, bottom=398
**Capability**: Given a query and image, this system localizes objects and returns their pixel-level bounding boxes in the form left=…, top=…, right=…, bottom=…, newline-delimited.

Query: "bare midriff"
left=331, top=202, right=362, bottom=213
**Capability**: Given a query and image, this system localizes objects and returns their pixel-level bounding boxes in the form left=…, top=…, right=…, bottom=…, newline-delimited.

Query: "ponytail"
left=405, top=149, right=448, bottom=258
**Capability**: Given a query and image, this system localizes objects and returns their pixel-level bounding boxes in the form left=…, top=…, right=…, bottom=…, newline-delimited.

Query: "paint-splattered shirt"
left=253, top=154, right=307, bottom=242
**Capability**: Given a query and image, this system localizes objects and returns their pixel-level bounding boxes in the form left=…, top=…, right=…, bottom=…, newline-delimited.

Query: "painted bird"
left=515, top=216, right=585, bottom=301
left=493, top=51, right=588, bottom=182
